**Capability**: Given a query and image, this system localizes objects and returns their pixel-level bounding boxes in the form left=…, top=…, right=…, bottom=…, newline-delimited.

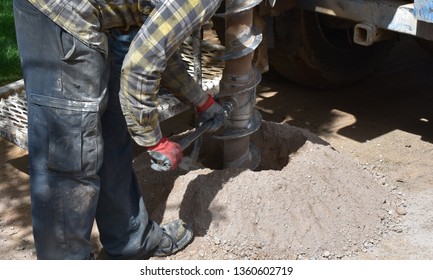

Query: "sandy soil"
left=1, top=35, right=433, bottom=260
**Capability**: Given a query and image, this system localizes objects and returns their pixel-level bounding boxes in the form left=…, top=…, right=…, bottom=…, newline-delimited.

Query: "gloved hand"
left=196, top=95, right=226, bottom=133
left=147, top=137, right=183, bottom=171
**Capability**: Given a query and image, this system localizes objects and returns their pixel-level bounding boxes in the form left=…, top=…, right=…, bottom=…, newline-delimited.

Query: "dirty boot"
left=152, top=219, right=193, bottom=257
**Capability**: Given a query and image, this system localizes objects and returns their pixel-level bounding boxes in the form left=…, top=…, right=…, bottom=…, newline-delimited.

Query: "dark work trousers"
left=13, top=0, right=162, bottom=259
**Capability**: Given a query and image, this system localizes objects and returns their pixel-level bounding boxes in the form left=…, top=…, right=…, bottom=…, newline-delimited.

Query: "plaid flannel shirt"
left=27, top=0, right=223, bottom=146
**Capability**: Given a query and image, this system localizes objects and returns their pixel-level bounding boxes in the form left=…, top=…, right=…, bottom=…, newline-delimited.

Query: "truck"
left=248, top=0, right=433, bottom=89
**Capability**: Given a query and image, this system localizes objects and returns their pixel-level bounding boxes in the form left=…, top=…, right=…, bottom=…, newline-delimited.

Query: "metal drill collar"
left=218, top=67, right=262, bottom=97
left=215, top=0, right=263, bottom=17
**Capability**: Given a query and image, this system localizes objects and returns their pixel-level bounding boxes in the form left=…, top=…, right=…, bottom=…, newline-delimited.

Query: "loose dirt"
left=133, top=121, right=400, bottom=260
left=0, top=121, right=403, bottom=260
left=1, top=35, right=433, bottom=260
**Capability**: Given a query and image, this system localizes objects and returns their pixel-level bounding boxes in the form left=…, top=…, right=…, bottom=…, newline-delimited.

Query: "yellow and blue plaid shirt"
left=28, top=0, right=223, bottom=146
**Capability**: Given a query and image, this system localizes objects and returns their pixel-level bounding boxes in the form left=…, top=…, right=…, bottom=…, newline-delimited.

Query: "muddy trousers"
left=13, top=0, right=162, bottom=259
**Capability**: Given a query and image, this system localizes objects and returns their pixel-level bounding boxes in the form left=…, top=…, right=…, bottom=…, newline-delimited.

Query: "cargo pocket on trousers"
left=29, top=93, right=103, bottom=175
left=48, top=124, right=83, bottom=173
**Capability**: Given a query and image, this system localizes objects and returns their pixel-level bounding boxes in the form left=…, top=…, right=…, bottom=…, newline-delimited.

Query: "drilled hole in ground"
left=191, top=121, right=313, bottom=171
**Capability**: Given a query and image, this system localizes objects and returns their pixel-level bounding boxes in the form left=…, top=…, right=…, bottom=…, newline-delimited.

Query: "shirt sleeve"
left=162, top=51, right=209, bottom=106
left=119, top=0, right=223, bottom=147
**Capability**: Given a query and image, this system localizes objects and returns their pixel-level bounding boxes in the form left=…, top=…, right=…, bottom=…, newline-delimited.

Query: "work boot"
left=152, top=219, right=193, bottom=257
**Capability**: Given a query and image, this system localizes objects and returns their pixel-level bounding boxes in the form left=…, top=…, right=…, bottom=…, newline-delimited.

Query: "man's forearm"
left=162, top=52, right=208, bottom=107
left=120, top=0, right=223, bottom=147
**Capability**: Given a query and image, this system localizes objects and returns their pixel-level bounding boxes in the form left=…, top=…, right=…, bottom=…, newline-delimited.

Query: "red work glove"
left=196, top=95, right=225, bottom=133
left=147, top=137, right=183, bottom=171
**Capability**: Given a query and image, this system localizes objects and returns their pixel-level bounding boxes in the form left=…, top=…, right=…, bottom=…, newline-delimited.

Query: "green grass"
left=0, top=0, right=22, bottom=86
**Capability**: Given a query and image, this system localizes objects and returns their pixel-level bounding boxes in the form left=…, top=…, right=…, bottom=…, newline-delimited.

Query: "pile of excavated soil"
left=131, top=121, right=400, bottom=260
left=0, top=120, right=401, bottom=260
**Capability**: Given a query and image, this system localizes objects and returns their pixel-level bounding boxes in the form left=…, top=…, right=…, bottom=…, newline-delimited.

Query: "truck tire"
left=268, top=9, right=395, bottom=89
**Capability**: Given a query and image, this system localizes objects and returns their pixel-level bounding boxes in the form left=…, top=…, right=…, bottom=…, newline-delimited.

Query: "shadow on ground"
left=256, top=35, right=433, bottom=144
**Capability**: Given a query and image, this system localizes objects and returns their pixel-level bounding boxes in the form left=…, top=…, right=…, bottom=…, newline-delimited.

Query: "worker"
left=13, top=0, right=224, bottom=259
